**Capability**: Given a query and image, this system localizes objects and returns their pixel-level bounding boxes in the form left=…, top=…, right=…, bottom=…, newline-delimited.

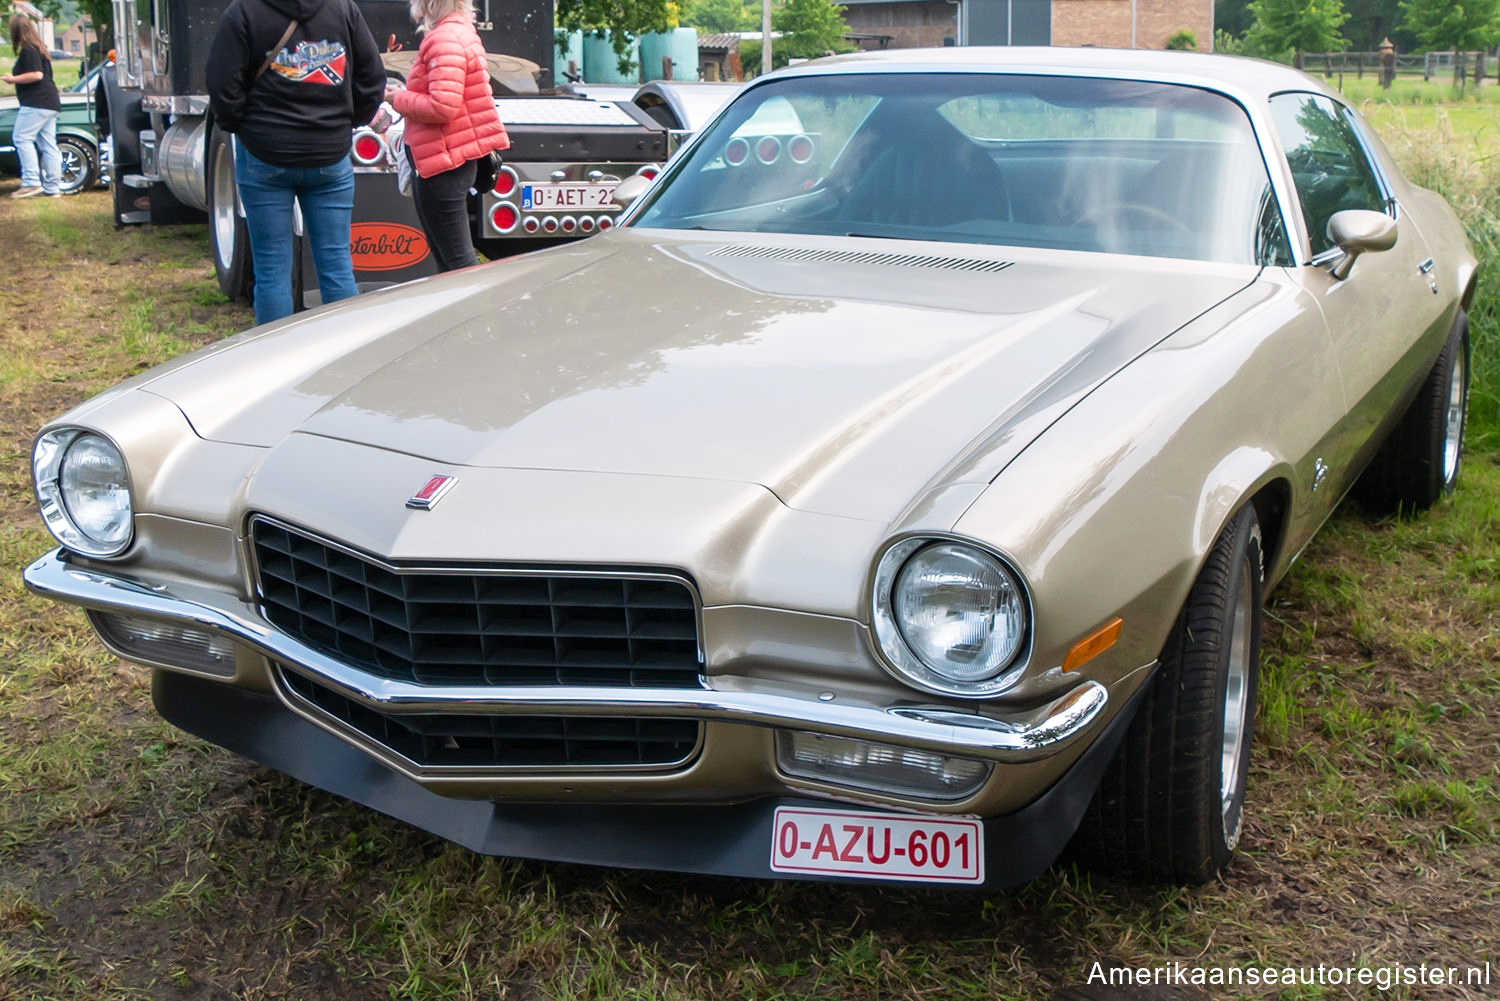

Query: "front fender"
left=951, top=276, right=1331, bottom=690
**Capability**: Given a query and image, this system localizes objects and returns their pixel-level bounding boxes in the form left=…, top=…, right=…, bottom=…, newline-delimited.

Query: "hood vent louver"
left=707, top=245, right=1013, bottom=274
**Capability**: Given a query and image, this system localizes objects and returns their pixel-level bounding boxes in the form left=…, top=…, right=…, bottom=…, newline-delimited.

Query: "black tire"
left=56, top=135, right=96, bottom=194
left=207, top=126, right=254, bottom=302
left=1354, top=314, right=1470, bottom=514
left=1069, top=505, right=1263, bottom=883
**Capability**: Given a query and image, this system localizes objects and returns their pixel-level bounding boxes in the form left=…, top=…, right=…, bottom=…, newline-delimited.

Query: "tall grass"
left=1371, top=108, right=1500, bottom=450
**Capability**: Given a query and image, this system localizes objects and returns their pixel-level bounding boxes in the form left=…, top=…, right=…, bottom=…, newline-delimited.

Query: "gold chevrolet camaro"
left=26, top=48, right=1474, bottom=887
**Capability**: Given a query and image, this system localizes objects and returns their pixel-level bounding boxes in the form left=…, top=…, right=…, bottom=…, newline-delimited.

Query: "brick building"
left=56, top=18, right=95, bottom=56
left=841, top=0, right=1213, bottom=52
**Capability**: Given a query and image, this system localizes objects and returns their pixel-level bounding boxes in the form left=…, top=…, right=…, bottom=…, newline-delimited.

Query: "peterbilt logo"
left=407, top=474, right=457, bottom=510
left=350, top=223, right=430, bottom=271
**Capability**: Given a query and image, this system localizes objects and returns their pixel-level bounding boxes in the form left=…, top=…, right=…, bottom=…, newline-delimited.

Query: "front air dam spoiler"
left=153, top=669, right=1150, bottom=888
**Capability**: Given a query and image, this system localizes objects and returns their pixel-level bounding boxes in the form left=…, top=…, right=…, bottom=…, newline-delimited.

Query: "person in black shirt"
left=207, top=0, right=385, bottom=324
left=4, top=14, right=63, bottom=198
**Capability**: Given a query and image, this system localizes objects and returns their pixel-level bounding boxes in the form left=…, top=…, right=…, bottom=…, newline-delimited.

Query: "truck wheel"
left=1353, top=314, right=1469, bottom=514
left=207, top=127, right=253, bottom=303
left=57, top=136, right=96, bottom=194
left=1069, top=505, right=1263, bottom=883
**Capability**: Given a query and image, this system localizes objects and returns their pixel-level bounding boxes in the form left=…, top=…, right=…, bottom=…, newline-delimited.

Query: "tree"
left=1215, top=0, right=1254, bottom=39
left=771, top=0, right=851, bottom=60
left=556, top=0, right=676, bottom=74
left=679, top=0, right=757, bottom=33
left=1399, top=0, right=1500, bottom=52
left=1246, top=0, right=1348, bottom=66
left=1344, top=0, right=1416, bottom=51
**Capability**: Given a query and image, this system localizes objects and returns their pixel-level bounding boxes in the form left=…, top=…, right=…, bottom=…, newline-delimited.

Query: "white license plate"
left=521, top=183, right=617, bottom=210
left=769, top=807, right=984, bottom=884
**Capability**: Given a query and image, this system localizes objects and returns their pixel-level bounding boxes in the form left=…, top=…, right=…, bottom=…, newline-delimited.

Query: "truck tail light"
left=522, top=216, right=541, bottom=233
left=490, top=203, right=519, bottom=233
left=559, top=216, right=577, bottom=233
left=578, top=216, right=596, bottom=233
left=597, top=216, right=613, bottom=231
left=542, top=216, right=559, bottom=233
left=635, top=165, right=660, bottom=180
left=351, top=130, right=385, bottom=165
left=493, top=166, right=518, bottom=197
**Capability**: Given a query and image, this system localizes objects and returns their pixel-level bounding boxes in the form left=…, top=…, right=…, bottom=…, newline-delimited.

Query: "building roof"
left=697, top=33, right=742, bottom=51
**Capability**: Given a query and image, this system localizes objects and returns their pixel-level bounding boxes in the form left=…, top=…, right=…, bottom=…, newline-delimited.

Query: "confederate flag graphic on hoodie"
left=270, top=40, right=348, bottom=86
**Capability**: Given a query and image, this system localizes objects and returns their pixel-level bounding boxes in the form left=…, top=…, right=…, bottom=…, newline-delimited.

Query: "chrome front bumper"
left=24, top=548, right=1109, bottom=764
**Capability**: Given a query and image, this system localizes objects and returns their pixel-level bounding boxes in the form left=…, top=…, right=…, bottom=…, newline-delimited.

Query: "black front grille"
left=280, top=669, right=701, bottom=768
left=252, top=519, right=703, bottom=688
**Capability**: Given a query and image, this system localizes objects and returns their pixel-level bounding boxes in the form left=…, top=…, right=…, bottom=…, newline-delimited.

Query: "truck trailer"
left=101, top=0, right=670, bottom=304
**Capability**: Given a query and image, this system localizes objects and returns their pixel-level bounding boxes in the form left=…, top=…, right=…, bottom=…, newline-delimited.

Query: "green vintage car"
left=0, top=62, right=105, bottom=194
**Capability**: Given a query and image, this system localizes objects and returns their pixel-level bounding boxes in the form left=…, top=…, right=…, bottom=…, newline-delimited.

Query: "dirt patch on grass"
left=1, top=185, right=1497, bottom=1000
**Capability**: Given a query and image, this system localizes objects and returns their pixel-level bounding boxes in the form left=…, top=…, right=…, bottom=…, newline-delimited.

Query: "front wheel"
left=56, top=135, right=96, bottom=194
left=207, top=126, right=253, bottom=302
left=1069, top=505, right=1263, bottom=883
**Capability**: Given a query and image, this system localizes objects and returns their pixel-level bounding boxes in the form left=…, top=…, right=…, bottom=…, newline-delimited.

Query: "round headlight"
left=34, top=429, right=134, bottom=557
left=872, top=539, right=1029, bottom=697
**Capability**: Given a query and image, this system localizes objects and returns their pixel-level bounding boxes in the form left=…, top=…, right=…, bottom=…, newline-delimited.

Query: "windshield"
left=633, top=72, right=1278, bottom=264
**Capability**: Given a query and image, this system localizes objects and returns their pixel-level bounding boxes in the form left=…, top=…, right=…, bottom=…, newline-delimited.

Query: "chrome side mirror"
left=1326, top=209, right=1397, bottom=280
left=611, top=174, right=654, bottom=208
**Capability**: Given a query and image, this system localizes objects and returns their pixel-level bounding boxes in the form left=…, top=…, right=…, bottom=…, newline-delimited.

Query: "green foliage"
left=679, top=0, right=757, bottom=33
left=1165, top=28, right=1198, bottom=49
left=1343, top=0, right=1417, bottom=51
left=556, top=0, right=675, bottom=75
left=736, top=0, right=851, bottom=74
left=1247, top=0, right=1349, bottom=57
left=77, top=0, right=110, bottom=49
left=772, top=0, right=852, bottom=60
left=1399, top=0, right=1500, bottom=52
left=1215, top=0, right=1254, bottom=38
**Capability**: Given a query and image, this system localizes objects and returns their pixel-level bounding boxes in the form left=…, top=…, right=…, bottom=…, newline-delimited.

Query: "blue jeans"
left=13, top=107, right=61, bottom=193
left=234, top=144, right=359, bottom=325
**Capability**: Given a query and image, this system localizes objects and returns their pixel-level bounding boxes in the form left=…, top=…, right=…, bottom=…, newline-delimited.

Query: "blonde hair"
left=409, top=0, right=474, bottom=30
left=8, top=14, right=48, bottom=59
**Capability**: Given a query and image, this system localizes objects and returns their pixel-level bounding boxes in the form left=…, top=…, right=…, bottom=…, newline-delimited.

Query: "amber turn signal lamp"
left=1063, top=617, right=1123, bottom=672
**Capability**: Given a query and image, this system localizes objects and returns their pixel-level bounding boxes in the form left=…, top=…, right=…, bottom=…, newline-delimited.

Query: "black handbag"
left=473, top=149, right=502, bottom=193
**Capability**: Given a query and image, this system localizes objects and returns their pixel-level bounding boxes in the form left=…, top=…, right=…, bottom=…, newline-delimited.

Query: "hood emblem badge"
left=407, top=474, right=457, bottom=510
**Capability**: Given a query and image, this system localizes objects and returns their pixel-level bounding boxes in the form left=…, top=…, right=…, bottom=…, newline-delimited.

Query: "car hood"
left=144, top=230, right=1255, bottom=523
left=0, top=93, right=87, bottom=115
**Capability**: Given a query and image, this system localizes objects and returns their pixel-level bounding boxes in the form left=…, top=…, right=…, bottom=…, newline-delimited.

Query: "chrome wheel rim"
left=212, top=146, right=238, bottom=271
left=1443, top=348, right=1466, bottom=485
left=58, top=144, right=84, bottom=192
left=1220, top=559, right=1253, bottom=849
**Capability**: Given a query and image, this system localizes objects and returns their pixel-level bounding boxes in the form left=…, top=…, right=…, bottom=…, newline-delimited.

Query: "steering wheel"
left=1079, top=202, right=1191, bottom=233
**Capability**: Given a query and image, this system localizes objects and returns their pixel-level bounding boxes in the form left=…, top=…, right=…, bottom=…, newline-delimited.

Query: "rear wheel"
left=56, top=135, right=96, bottom=194
left=207, top=126, right=253, bottom=302
left=1069, top=505, right=1263, bottom=883
left=1354, top=315, right=1470, bottom=514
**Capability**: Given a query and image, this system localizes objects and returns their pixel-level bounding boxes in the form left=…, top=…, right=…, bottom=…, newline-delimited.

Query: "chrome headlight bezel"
left=33, top=428, right=135, bottom=558
left=871, top=536, right=1031, bottom=698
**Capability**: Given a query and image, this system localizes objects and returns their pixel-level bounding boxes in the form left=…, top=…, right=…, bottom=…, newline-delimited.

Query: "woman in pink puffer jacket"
left=386, top=0, right=510, bottom=271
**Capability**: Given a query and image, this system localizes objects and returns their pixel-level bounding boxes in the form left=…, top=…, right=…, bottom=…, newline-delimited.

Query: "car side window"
left=1268, top=92, right=1388, bottom=257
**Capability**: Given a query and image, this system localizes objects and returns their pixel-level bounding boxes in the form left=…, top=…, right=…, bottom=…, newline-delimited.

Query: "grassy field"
left=1, top=125, right=1498, bottom=998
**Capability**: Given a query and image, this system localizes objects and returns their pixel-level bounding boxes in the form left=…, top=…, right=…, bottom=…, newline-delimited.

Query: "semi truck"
left=100, top=0, right=670, bottom=304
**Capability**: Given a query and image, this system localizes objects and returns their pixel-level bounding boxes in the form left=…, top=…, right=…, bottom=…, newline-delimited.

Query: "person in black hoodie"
left=207, top=0, right=384, bottom=324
